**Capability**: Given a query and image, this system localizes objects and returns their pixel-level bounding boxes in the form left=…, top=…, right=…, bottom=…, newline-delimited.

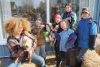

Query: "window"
left=0, top=0, right=46, bottom=45
left=10, top=0, right=46, bottom=23
left=0, top=0, right=97, bottom=45
left=50, top=0, right=80, bottom=22
left=49, top=0, right=90, bottom=21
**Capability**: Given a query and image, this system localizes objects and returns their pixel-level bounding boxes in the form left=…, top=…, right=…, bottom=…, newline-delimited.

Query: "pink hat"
left=54, top=13, right=61, bottom=19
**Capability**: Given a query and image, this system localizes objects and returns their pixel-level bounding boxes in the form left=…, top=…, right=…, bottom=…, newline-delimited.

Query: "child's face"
left=60, top=21, right=68, bottom=30
left=81, top=12, right=90, bottom=19
left=65, top=6, right=71, bottom=12
left=55, top=17, right=62, bottom=24
left=36, top=21, right=42, bottom=27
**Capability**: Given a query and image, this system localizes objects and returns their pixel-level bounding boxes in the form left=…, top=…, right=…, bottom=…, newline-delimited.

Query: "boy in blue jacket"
left=76, top=8, right=97, bottom=63
left=55, top=20, right=76, bottom=67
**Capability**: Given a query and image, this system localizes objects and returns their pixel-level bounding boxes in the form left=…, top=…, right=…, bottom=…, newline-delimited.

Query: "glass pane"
left=50, top=0, right=89, bottom=22
left=0, top=0, right=46, bottom=39
left=50, top=0, right=79, bottom=22
left=10, top=0, right=46, bottom=23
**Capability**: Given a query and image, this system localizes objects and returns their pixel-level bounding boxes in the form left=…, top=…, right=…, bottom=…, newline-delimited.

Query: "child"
left=48, top=13, right=62, bottom=32
left=62, top=3, right=77, bottom=29
left=5, top=17, right=45, bottom=67
left=76, top=8, right=97, bottom=66
left=31, top=18, right=46, bottom=59
left=55, top=20, right=76, bottom=67
left=48, top=12, right=62, bottom=60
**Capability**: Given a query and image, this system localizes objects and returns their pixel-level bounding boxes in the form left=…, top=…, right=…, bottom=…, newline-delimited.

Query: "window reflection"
left=10, top=0, right=46, bottom=23
left=50, top=0, right=80, bottom=22
left=0, top=0, right=90, bottom=39
left=1, top=0, right=46, bottom=39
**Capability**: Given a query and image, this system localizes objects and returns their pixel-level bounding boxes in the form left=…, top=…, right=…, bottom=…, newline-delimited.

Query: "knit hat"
left=54, top=13, right=61, bottom=19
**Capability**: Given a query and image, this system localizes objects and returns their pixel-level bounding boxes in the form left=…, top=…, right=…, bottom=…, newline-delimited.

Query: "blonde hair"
left=60, top=20, right=70, bottom=28
left=4, top=17, right=31, bottom=36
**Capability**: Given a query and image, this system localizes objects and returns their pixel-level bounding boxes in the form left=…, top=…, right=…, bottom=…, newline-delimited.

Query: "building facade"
left=94, top=0, right=100, bottom=32
left=0, top=0, right=99, bottom=57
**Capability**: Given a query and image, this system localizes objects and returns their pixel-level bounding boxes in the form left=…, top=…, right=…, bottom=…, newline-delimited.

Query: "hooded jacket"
left=76, top=17, right=97, bottom=48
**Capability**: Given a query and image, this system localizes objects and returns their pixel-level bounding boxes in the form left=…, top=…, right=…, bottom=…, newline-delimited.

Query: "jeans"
left=6, top=53, right=45, bottom=67
left=32, top=53, right=45, bottom=67
left=45, top=42, right=54, bottom=52
left=6, top=59, right=21, bottom=67
left=77, top=48, right=88, bottom=62
left=35, top=45, right=46, bottom=58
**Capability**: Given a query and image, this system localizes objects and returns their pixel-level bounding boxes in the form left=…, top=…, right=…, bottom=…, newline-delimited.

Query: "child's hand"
left=52, top=25, right=59, bottom=31
left=41, top=25, right=45, bottom=28
left=34, top=38, right=37, bottom=46
left=48, top=23, right=52, bottom=27
left=12, top=52, right=19, bottom=58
